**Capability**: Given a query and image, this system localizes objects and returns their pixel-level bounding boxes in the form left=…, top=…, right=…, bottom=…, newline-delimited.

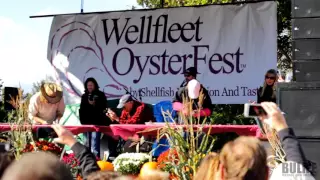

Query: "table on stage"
left=0, top=123, right=264, bottom=140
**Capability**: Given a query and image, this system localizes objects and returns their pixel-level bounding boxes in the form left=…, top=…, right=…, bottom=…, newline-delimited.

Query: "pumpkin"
left=97, top=155, right=114, bottom=171
left=140, top=162, right=159, bottom=177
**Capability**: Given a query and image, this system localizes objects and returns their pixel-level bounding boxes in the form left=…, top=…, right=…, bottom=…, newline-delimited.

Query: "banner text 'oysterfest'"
left=101, top=15, right=246, bottom=83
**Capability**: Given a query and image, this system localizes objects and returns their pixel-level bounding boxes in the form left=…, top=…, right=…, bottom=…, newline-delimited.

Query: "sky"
left=0, top=0, right=139, bottom=92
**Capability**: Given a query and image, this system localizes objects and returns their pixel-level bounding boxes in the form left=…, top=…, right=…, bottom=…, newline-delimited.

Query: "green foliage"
left=0, top=79, right=7, bottom=122
left=210, top=104, right=255, bottom=151
left=31, top=76, right=55, bottom=95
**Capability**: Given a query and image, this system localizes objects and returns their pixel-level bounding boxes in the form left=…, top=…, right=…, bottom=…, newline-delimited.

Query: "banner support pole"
left=160, top=0, right=164, bottom=8
left=81, top=0, right=84, bottom=13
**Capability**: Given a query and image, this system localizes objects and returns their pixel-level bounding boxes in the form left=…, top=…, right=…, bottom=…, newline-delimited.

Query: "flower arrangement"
left=22, top=140, right=62, bottom=155
left=113, top=153, right=151, bottom=175
left=147, top=91, right=215, bottom=180
left=157, top=149, right=178, bottom=171
left=62, top=153, right=82, bottom=179
left=157, top=149, right=179, bottom=180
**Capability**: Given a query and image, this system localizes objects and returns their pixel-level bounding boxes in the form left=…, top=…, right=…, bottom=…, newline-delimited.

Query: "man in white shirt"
left=29, top=83, right=65, bottom=124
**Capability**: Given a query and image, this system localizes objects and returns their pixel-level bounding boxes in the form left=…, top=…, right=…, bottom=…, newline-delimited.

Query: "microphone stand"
left=123, top=86, right=139, bottom=101
left=138, top=89, right=142, bottom=101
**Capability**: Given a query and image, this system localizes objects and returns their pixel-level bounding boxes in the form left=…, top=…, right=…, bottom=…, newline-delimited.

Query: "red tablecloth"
left=0, top=124, right=264, bottom=141
left=0, top=124, right=113, bottom=137
left=110, top=124, right=263, bottom=140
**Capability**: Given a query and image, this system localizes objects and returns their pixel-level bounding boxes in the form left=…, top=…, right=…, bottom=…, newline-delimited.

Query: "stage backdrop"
left=47, top=1, right=277, bottom=104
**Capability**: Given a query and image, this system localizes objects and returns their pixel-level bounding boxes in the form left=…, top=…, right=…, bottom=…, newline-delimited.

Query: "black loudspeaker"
left=292, top=18, right=320, bottom=39
left=4, top=87, right=19, bottom=111
left=293, top=61, right=320, bottom=82
left=277, top=82, right=320, bottom=138
left=293, top=39, right=320, bottom=60
left=292, top=0, right=320, bottom=18
left=298, top=138, right=319, bottom=179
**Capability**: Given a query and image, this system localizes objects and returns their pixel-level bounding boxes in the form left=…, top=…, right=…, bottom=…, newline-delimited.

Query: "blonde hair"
left=194, top=152, right=219, bottom=180
left=86, top=171, right=132, bottom=180
left=260, top=70, right=277, bottom=99
left=39, top=93, right=48, bottom=103
left=137, top=170, right=170, bottom=180
left=219, top=136, right=268, bottom=180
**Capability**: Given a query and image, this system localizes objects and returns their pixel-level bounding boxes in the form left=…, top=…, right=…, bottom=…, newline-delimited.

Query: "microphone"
left=123, top=86, right=138, bottom=101
left=180, top=79, right=187, bottom=87
left=138, top=89, right=142, bottom=101
left=123, top=86, right=130, bottom=94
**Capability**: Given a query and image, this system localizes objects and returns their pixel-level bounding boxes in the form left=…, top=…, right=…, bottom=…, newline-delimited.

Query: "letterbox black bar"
left=29, top=0, right=275, bottom=19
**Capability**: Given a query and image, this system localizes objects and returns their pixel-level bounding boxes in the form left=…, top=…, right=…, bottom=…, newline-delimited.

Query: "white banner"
left=48, top=1, right=277, bottom=105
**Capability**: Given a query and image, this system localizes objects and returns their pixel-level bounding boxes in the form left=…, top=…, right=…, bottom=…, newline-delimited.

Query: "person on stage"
left=29, top=83, right=65, bottom=125
left=179, top=67, right=198, bottom=88
left=106, top=94, right=154, bottom=124
left=79, top=77, right=111, bottom=158
left=173, top=79, right=212, bottom=119
left=257, top=69, right=277, bottom=103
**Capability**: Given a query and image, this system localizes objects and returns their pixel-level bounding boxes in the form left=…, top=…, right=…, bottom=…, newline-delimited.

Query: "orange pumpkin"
left=97, top=160, right=114, bottom=171
left=97, top=154, right=114, bottom=171
left=140, top=162, right=159, bottom=177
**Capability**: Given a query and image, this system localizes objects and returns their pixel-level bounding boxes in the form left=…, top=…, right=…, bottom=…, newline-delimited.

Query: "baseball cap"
left=117, top=94, right=133, bottom=109
left=187, top=79, right=201, bottom=99
left=184, top=67, right=197, bottom=77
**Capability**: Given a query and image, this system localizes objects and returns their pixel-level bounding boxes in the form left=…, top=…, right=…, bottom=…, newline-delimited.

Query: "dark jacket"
left=257, top=86, right=276, bottom=103
left=173, top=85, right=212, bottom=110
left=71, top=142, right=100, bottom=177
left=79, top=90, right=109, bottom=126
left=278, top=128, right=307, bottom=165
left=278, top=128, right=316, bottom=176
left=119, top=101, right=155, bottom=124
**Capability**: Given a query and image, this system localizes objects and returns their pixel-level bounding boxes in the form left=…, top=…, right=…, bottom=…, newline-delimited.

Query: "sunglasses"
left=184, top=74, right=192, bottom=77
left=265, top=76, right=276, bottom=80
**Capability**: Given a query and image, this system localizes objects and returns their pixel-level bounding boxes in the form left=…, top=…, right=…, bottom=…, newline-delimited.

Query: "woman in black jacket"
left=257, top=69, right=277, bottom=103
left=79, top=78, right=108, bottom=158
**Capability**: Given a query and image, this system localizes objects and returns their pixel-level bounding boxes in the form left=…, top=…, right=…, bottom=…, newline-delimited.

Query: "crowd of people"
left=0, top=66, right=312, bottom=179
left=0, top=102, right=315, bottom=180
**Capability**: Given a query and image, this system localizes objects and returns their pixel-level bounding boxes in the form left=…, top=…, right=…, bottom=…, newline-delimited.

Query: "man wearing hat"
left=173, top=67, right=212, bottom=119
left=179, top=67, right=197, bottom=88
left=29, top=83, right=65, bottom=124
left=106, top=94, right=154, bottom=124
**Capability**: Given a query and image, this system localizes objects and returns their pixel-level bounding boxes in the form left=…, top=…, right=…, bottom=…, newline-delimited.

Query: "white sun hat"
left=187, top=79, right=201, bottom=99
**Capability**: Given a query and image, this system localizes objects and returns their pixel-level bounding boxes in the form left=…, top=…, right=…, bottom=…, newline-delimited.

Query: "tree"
left=0, top=79, right=7, bottom=122
left=136, top=0, right=285, bottom=148
left=31, top=76, right=55, bottom=95
left=0, top=79, right=3, bottom=101
left=137, top=0, right=292, bottom=70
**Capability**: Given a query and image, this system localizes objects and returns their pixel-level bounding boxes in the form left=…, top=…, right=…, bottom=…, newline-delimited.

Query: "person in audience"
left=51, top=124, right=100, bottom=177
left=0, top=153, right=14, bottom=178
left=194, top=152, right=219, bottom=180
left=106, top=94, right=154, bottom=124
left=79, top=77, right=113, bottom=158
left=173, top=79, right=212, bottom=119
left=1, top=151, right=73, bottom=180
left=29, top=82, right=65, bottom=124
left=258, top=102, right=315, bottom=179
left=86, top=171, right=123, bottom=180
left=138, top=170, right=170, bottom=180
left=216, top=136, right=268, bottom=180
left=257, top=69, right=277, bottom=103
